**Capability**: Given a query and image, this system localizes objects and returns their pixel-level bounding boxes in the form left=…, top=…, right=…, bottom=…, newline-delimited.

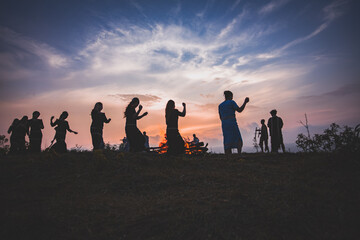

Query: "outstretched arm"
left=133, top=105, right=143, bottom=119
left=7, top=126, right=13, bottom=134
left=179, top=103, right=186, bottom=117
left=66, top=122, right=78, bottom=134
left=104, top=114, right=111, bottom=123
left=50, top=116, right=56, bottom=127
left=137, top=112, right=148, bottom=120
left=236, top=97, right=250, bottom=113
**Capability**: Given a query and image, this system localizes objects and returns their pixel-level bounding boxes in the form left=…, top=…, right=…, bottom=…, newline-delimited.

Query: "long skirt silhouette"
left=166, top=129, right=185, bottom=154
left=125, top=125, right=145, bottom=152
left=91, top=128, right=104, bottom=150
left=221, top=118, right=242, bottom=150
left=29, top=132, right=42, bottom=152
left=51, top=133, right=67, bottom=153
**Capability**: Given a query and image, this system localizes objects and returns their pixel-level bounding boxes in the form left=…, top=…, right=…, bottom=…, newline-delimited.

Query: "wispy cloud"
left=0, top=27, right=69, bottom=68
left=109, top=94, right=162, bottom=103
left=258, top=0, right=290, bottom=15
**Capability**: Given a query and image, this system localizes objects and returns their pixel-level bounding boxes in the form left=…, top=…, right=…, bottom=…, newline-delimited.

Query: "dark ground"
left=0, top=152, right=359, bottom=240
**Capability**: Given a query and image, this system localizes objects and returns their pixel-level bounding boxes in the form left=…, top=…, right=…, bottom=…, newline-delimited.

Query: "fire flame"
left=155, top=134, right=206, bottom=155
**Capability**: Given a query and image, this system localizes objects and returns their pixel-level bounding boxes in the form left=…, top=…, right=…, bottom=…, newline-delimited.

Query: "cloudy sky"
left=0, top=0, right=359, bottom=152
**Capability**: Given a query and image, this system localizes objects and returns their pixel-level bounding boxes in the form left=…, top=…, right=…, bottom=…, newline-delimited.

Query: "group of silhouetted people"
left=218, top=90, right=285, bottom=154
left=257, top=110, right=285, bottom=153
left=7, top=91, right=285, bottom=155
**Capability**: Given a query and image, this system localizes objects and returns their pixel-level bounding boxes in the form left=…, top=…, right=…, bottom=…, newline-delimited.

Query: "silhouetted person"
left=28, top=111, right=44, bottom=152
left=143, top=131, right=149, bottom=149
left=219, top=91, right=249, bottom=155
left=192, top=134, right=199, bottom=146
left=91, top=102, right=111, bottom=150
left=267, top=109, right=285, bottom=153
left=15, top=116, right=29, bottom=153
left=259, top=119, right=269, bottom=153
left=7, top=118, right=20, bottom=153
left=124, top=98, right=148, bottom=152
left=165, top=100, right=186, bottom=154
left=50, top=111, right=78, bottom=153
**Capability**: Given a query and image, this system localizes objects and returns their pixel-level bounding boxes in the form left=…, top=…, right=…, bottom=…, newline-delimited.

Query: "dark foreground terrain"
left=0, top=152, right=359, bottom=240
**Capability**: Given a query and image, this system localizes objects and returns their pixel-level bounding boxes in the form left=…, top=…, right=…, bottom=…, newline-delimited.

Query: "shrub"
left=0, top=135, right=10, bottom=156
left=296, top=123, right=360, bottom=153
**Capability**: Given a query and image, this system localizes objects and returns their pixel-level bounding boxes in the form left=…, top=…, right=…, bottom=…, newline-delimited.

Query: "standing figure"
left=267, top=109, right=285, bottom=153
left=50, top=111, right=78, bottom=153
left=218, top=91, right=249, bottom=154
left=28, top=111, right=44, bottom=152
left=143, top=131, right=150, bottom=149
left=259, top=119, right=269, bottom=153
left=124, top=98, right=148, bottom=152
left=165, top=100, right=186, bottom=154
left=91, top=102, right=111, bottom=150
left=7, top=118, right=20, bottom=153
left=16, top=116, right=29, bottom=153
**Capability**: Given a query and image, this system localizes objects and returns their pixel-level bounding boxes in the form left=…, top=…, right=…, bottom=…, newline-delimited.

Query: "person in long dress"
left=267, top=109, right=285, bottom=153
left=7, top=118, right=20, bottom=153
left=259, top=119, right=269, bottom=153
left=50, top=111, right=78, bottom=153
left=218, top=91, right=249, bottom=154
left=91, top=102, right=111, bottom=150
left=28, top=111, right=44, bottom=152
left=165, top=100, right=186, bottom=155
left=16, top=116, right=29, bottom=153
left=124, top=98, right=148, bottom=152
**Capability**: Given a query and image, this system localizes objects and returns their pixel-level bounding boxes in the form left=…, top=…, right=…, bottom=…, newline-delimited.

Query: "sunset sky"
left=0, top=0, right=359, bottom=152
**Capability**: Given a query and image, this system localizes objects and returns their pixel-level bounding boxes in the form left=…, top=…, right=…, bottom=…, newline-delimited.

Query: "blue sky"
left=0, top=0, right=359, bottom=151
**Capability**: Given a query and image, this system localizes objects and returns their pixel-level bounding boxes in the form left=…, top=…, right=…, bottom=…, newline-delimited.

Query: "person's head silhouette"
left=94, top=102, right=103, bottom=111
left=224, top=91, right=233, bottom=100
left=60, top=111, right=69, bottom=120
left=270, top=109, right=277, bottom=117
left=32, top=111, right=40, bottom=119
left=261, top=119, right=265, bottom=124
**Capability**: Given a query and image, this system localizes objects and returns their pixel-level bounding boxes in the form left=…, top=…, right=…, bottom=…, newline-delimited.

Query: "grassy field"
left=0, top=152, right=359, bottom=240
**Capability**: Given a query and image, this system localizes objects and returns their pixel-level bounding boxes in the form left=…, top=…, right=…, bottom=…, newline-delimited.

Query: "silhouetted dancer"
left=259, top=119, right=269, bottom=153
left=91, top=102, right=111, bottom=150
left=143, top=131, right=150, bottom=149
left=165, top=100, right=186, bottom=154
left=267, top=109, right=285, bottom=153
left=124, top=98, right=148, bottom=152
left=15, top=116, right=29, bottom=153
left=50, top=111, right=78, bottom=153
left=7, top=118, right=20, bottom=153
left=218, top=91, right=249, bottom=155
left=28, top=111, right=44, bottom=152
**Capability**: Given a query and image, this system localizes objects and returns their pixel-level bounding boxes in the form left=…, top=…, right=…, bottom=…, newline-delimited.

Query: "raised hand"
left=182, top=102, right=186, bottom=107
left=138, top=105, right=143, bottom=111
left=108, top=118, right=111, bottom=122
left=245, top=97, right=250, bottom=103
left=143, top=112, right=148, bottom=116
left=51, top=116, right=54, bottom=120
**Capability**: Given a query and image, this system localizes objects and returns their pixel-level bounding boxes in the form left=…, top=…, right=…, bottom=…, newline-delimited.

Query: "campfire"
left=150, top=134, right=208, bottom=155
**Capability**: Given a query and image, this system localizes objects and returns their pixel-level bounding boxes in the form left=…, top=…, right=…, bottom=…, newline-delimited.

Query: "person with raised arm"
left=124, top=97, right=148, bottom=152
left=50, top=111, right=78, bottom=153
left=28, top=111, right=44, bottom=152
left=165, top=100, right=186, bottom=154
left=218, top=91, right=249, bottom=155
left=91, top=102, right=111, bottom=150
